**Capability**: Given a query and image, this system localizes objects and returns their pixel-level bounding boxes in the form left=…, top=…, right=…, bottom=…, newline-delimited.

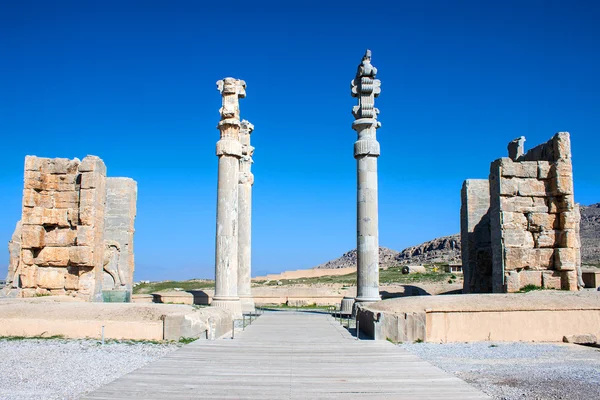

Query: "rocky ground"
left=401, top=341, right=600, bottom=400
left=0, top=338, right=179, bottom=400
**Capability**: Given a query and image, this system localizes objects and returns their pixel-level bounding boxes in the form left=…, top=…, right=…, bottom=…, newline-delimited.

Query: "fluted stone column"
left=238, top=119, right=255, bottom=313
left=351, top=50, right=382, bottom=304
left=213, top=77, right=245, bottom=317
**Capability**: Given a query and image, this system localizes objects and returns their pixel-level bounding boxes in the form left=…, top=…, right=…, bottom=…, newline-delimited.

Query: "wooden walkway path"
left=84, top=311, right=489, bottom=399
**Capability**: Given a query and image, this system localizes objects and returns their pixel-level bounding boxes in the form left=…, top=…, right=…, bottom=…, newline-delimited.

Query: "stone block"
left=40, top=173, right=77, bottom=191
left=554, top=248, right=577, bottom=271
left=21, top=225, right=45, bottom=248
left=21, top=249, right=34, bottom=265
left=550, top=159, right=573, bottom=178
left=520, top=270, right=542, bottom=287
left=40, top=158, right=79, bottom=175
left=65, top=266, right=80, bottom=290
left=76, top=226, right=94, bottom=246
left=36, top=267, right=66, bottom=289
left=79, top=155, right=107, bottom=175
left=501, top=212, right=528, bottom=230
left=533, top=230, right=557, bottom=248
left=69, top=246, right=94, bottom=266
left=79, top=206, right=97, bottom=226
left=54, top=191, right=79, bottom=209
left=500, top=196, right=547, bottom=213
left=503, top=229, right=534, bottom=248
left=527, top=213, right=557, bottom=232
left=499, top=178, right=518, bottom=196
left=35, top=247, right=70, bottom=267
left=67, top=208, right=79, bottom=226
left=22, top=207, right=44, bottom=225
left=506, top=271, right=520, bottom=292
left=501, top=161, right=538, bottom=178
left=547, top=196, right=575, bottom=213
left=563, top=334, right=597, bottom=344
left=553, top=132, right=571, bottom=160
left=25, top=156, right=43, bottom=172
left=517, top=179, right=547, bottom=197
left=559, top=211, right=580, bottom=230
left=529, top=248, right=554, bottom=268
left=81, top=172, right=100, bottom=189
left=537, top=161, right=551, bottom=179
left=557, top=229, right=580, bottom=249
left=542, top=271, right=562, bottom=289
left=23, top=189, right=53, bottom=208
left=41, top=208, right=69, bottom=227
left=44, top=227, right=76, bottom=247
left=552, top=175, right=574, bottom=195
left=561, top=270, right=578, bottom=291
left=23, top=171, right=43, bottom=190
left=19, top=265, right=37, bottom=288
left=504, top=248, right=528, bottom=270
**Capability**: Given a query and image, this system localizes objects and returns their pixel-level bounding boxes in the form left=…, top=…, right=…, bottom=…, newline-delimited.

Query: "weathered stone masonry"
left=461, top=133, right=582, bottom=293
left=3, top=155, right=137, bottom=301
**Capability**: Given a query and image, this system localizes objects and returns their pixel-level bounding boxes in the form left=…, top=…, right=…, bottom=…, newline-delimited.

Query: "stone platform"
left=0, top=297, right=232, bottom=341
left=357, top=290, right=600, bottom=343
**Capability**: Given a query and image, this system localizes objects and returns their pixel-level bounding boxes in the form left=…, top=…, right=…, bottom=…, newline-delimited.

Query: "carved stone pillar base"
left=211, top=297, right=242, bottom=318
left=239, top=296, right=255, bottom=314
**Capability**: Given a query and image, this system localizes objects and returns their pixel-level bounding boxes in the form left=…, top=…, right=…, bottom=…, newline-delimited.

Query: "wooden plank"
left=84, top=311, right=489, bottom=399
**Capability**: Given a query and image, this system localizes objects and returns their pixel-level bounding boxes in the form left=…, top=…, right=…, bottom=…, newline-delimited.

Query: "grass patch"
left=262, top=303, right=331, bottom=309
left=178, top=337, right=198, bottom=344
left=133, top=279, right=214, bottom=294
left=0, top=335, right=65, bottom=341
left=519, top=284, right=545, bottom=293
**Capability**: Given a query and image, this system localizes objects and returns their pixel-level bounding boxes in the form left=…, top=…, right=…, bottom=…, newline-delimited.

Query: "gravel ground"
left=0, top=338, right=179, bottom=400
left=400, top=342, right=600, bottom=400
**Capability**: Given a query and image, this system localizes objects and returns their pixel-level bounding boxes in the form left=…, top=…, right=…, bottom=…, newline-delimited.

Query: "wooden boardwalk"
left=84, top=311, right=489, bottom=399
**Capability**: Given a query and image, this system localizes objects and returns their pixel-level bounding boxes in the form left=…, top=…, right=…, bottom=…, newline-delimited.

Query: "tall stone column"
left=351, top=50, right=382, bottom=304
left=238, top=120, right=255, bottom=313
left=213, top=77, right=245, bottom=317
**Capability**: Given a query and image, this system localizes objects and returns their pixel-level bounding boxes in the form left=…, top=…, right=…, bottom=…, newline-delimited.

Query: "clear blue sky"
left=1, top=1, right=599, bottom=281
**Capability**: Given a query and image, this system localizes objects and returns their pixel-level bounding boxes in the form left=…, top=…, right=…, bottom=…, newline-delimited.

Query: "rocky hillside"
left=315, top=203, right=599, bottom=269
left=581, top=203, right=600, bottom=265
left=394, top=234, right=461, bottom=265
left=314, top=247, right=400, bottom=269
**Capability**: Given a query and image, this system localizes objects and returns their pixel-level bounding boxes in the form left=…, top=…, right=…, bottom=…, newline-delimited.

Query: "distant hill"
left=314, top=203, right=600, bottom=269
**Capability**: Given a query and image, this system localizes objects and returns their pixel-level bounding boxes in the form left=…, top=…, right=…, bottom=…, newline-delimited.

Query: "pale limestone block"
left=79, top=206, right=97, bottom=226
left=65, top=266, right=79, bottom=290
left=550, top=159, right=573, bottom=178
left=21, top=225, right=45, bottom=248
left=561, top=270, right=578, bottom=291
left=517, top=179, right=547, bottom=197
left=41, top=208, right=69, bottom=227
left=520, top=270, right=542, bottom=287
left=537, top=161, right=551, bottom=179
left=41, top=173, right=77, bottom=191
left=547, top=196, right=575, bottom=213
left=555, top=248, right=577, bottom=271
left=542, top=271, right=562, bottom=289
left=501, top=212, right=528, bottom=230
left=552, top=175, right=574, bottom=195
left=504, top=248, right=528, bottom=270
left=69, top=246, right=93, bottom=266
left=79, top=155, right=107, bottom=175
left=506, top=271, right=520, bottom=292
left=19, top=265, right=37, bottom=288
left=40, top=158, right=79, bottom=174
left=499, top=178, right=518, bottom=196
left=560, top=211, right=580, bottom=230
left=21, top=249, right=34, bottom=265
left=81, top=171, right=101, bottom=189
left=22, top=207, right=44, bottom=225
left=557, top=229, right=580, bottom=248
left=54, top=191, right=78, bottom=209
left=76, top=226, right=94, bottom=246
left=24, top=171, right=43, bottom=190
left=503, top=229, right=534, bottom=248
left=44, top=227, right=76, bottom=247
left=22, top=189, right=53, bottom=208
left=533, top=230, right=557, bottom=248
left=553, top=132, right=571, bottom=160
left=502, top=161, right=538, bottom=178
left=529, top=248, right=554, bottom=269
left=25, top=156, right=43, bottom=172
left=527, top=213, right=558, bottom=232
left=35, top=247, right=70, bottom=267
left=36, top=267, right=66, bottom=289
left=500, top=196, right=547, bottom=213
left=67, top=209, right=79, bottom=226
left=20, top=288, right=37, bottom=297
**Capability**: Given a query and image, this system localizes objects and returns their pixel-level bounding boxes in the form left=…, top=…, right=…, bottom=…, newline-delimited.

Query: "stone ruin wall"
left=3, top=156, right=137, bottom=301
left=462, top=132, right=582, bottom=293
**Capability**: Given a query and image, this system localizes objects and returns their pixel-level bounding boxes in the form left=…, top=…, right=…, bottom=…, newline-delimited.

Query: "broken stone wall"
left=461, top=132, right=581, bottom=293
left=103, top=178, right=137, bottom=293
left=489, top=132, right=581, bottom=292
left=460, top=179, right=492, bottom=293
left=3, top=155, right=137, bottom=301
